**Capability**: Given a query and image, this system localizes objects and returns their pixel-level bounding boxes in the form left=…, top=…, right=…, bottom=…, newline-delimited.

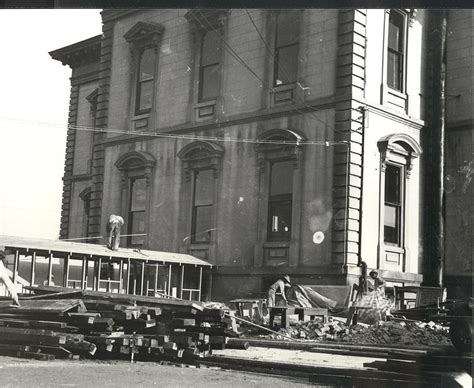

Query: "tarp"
left=286, top=285, right=339, bottom=312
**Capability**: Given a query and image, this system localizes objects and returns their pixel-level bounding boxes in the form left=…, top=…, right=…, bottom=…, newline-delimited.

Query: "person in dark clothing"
left=106, top=214, right=124, bottom=250
left=369, top=270, right=386, bottom=293
left=267, top=275, right=291, bottom=307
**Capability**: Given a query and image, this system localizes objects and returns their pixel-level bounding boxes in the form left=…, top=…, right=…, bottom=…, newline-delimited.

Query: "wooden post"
left=81, top=257, right=87, bottom=290
left=64, top=254, right=70, bottom=288
left=97, top=258, right=102, bottom=291
left=154, top=264, right=159, bottom=295
left=47, top=252, right=53, bottom=285
left=198, top=266, right=203, bottom=301
left=30, top=251, right=36, bottom=286
left=126, top=258, right=131, bottom=294
left=167, top=264, right=172, bottom=296
left=140, top=262, right=145, bottom=296
left=180, top=265, right=185, bottom=299
left=119, top=260, right=124, bottom=293
left=12, top=250, right=19, bottom=284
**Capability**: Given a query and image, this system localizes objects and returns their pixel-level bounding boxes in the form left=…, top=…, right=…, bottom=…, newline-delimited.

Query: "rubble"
left=262, top=318, right=451, bottom=347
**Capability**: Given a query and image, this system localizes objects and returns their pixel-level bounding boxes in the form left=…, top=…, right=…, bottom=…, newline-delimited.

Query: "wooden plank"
left=28, top=345, right=72, bottom=359
left=0, top=299, right=86, bottom=314
left=0, top=319, right=68, bottom=330
left=0, top=327, right=67, bottom=346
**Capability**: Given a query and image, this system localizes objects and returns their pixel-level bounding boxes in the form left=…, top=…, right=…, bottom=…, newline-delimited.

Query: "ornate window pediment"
left=378, top=133, right=422, bottom=178
left=255, top=129, right=305, bottom=170
left=115, top=151, right=156, bottom=187
left=184, top=9, right=229, bottom=31
left=178, top=141, right=224, bottom=180
left=123, top=21, right=164, bottom=46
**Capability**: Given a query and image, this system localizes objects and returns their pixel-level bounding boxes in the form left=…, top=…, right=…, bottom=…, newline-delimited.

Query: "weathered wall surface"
left=444, top=10, right=473, bottom=292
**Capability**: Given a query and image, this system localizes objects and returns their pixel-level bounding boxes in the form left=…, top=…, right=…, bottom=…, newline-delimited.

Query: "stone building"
left=50, top=9, right=472, bottom=299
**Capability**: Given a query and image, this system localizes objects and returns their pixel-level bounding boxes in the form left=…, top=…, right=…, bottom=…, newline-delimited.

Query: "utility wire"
left=0, top=117, right=348, bottom=147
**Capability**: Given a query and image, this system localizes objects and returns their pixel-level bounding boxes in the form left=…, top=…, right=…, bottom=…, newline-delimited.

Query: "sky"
left=0, top=9, right=102, bottom=239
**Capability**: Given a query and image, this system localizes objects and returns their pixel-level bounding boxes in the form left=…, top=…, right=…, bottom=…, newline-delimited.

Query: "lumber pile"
left=0, top=286, right=240, bottom=363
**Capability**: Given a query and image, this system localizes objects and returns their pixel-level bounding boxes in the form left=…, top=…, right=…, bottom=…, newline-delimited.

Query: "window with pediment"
left=124, top=22, right=164, bottom=129
left=115, top=151, right=156, bottom=248
left=178, top=141, right=224, bottom=249
left=185, top=10, right=228, bottom=121
left=377, top=133, right=422, bottom=272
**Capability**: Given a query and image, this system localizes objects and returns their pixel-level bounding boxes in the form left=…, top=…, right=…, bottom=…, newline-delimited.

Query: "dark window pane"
left=194, top=170, right=214, bottom=206
left=384, top=204, right=400, bottom=244
left=270, top=160, right=293, bottom=196
left=388, top=11, right=404, bottom=51
left=387, top=51, right=401, bottom=90
left=385, top=165, right=401, bottom=204
left=139, top=48, right=155, bottom=81
left=193, top=205, right=213, bottom=243
left=130, top=177, right=146, bottom=211
left=275, top=44, right=298, bottom=85
left=276, top=11, right=300, bottom=47
left=268, top=198, right=292, bottom=240
left=130, top=211, right=146, bottom=245
left=138, top=80, right=153, bottom=112
left=200, top=64, right=220, bottom=101
left=201, top=30, right=221, bottom=66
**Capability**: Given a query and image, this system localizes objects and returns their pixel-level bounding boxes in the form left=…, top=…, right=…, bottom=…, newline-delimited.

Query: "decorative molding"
left=115, top=151, right=157, bottom=187
left=378, top=133, right=422, bottom=179
left=50, top=35, right=102, bottom=68
left=184, top=9, right=229, bottom=32
left=177, top=140, right=224, bottom=181
left=123, top=21, right=164, bottom=47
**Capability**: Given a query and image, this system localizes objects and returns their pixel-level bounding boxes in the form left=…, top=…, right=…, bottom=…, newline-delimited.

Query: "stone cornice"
left=71, top=71, right=100, bottom=86
left=101, top=9, right=140, bottom=23
left=98, top=94, right=339, bottom=147
left=63, top=173, right=93, bottom=182
left=364, top=102, right=425, bottom=130
left=50, top=35, right=102, bottom=68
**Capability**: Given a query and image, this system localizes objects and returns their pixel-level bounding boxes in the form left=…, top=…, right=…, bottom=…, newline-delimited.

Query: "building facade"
left=51, top=9, right=472, bottom=300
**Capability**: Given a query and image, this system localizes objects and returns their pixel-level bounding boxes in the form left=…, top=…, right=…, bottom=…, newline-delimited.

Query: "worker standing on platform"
left=267, top=275, right=291, bottom=308
left=0, top=250, right=20, bottom=306
left=106, top=214, right=124, bottom=250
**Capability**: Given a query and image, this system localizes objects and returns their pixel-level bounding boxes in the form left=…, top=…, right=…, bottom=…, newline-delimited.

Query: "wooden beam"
left=126, top=258, right=130, bottom=294
left=119, top=260, right=124, bottom=294
left=96, top=258, right=102, bottom=291
left=12, top=250, right=19, bottom=284
left=180, top=265, right=185, bottom=299
left=29, top=252, right=36, bottom=287
left=198, top=266, right=203, bottom=301
left=47, top=253, right=53, bottom=285
left=63, top=254, right=70, bottom=288
left=81, top=257, right=87, bottom=290
left=140, top=262, right=145, bottom=296
left=167, top=264, right=172, bottom=296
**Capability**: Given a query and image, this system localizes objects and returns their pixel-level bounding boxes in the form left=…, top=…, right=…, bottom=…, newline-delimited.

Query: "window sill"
left=132, top=113, right=151, bottom=130
left=263, top=241, right=290, bottom=249
left=384, top=244, right=405, bottom=254
left=270, top=83, right=298, bottom=106
left=194, top=100, right=217, bottom=121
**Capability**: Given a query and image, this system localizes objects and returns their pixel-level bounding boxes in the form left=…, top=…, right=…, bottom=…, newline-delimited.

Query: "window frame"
left=134, top=46, right=156, bottom=116
left=127, top=175, right=147, bottom=247
left=386, top=10, right=406, bottom=93
left=273, top=10, right=301, bottom=87
left=198, top=29, right=222, bottom=103
left=383, top=162, right=405, bottom=247
left=191, top=168, right=215, bottom=244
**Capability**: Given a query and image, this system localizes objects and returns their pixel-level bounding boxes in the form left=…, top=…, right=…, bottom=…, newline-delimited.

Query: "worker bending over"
left=0, top=250, right=20, bottom=306
left=369, top=270, right=386, bottom=293
left=106, top=214, right=124, bottom=251
left=267, top=275, right=291, bottom=308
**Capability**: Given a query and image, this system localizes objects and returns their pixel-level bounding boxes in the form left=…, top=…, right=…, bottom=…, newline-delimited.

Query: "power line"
left=0, top=117, right=349, bottom=147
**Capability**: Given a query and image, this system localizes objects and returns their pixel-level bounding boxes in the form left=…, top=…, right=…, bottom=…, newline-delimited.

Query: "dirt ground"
left=0, top=356, right=312, bottom=388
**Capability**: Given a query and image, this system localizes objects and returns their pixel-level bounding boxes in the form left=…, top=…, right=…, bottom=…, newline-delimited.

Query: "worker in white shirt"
left=106, top=214, right=125, bottom=250
left=267, top=275, right=291, bottom=308
left=0, top=250, right=20, bottom=306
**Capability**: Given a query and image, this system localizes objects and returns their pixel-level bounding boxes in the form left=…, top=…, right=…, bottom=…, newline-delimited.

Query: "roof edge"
left=49, top=34, right=102, bottom=68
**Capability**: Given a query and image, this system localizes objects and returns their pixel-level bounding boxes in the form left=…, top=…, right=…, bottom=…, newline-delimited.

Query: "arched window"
left=79, top=187, right=92, bottom=240
left=377, top=133, right=422, bottom=272
left=254, top=129, right=305, bottom=267
left=115, top=151, right=156, bottom=248
left=177, top=141, right=224, bottom=260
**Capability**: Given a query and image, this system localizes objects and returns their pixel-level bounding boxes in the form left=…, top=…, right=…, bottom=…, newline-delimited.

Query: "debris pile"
left=0, top=286, right=240, bottom=363
left=265, top=318, right=450, bottom=346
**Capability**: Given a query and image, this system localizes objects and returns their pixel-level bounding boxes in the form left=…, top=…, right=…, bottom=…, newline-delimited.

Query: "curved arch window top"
left=115, top=150, right=156, bottom=186
left=255, top=128, right=306, bottom=169
left=178, top=140, right=224, bottom=179
left=378, top=133, right=422, bottom=177
left=124, top=21, right=164, bottom=47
